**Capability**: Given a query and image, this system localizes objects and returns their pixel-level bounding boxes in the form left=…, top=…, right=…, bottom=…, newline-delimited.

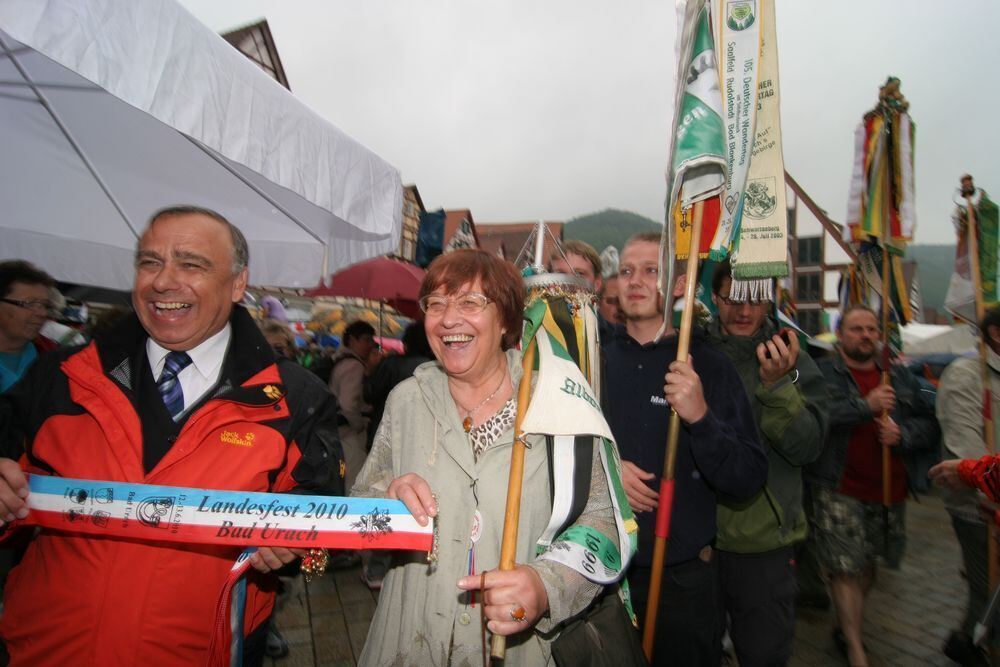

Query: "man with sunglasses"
left=707, top=260, right=828, bottom=666
left=0, top=260, right=57, bottom=393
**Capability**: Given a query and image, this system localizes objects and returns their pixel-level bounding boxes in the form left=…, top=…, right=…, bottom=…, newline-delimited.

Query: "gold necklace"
left=454, top=372, right=508, bottom=433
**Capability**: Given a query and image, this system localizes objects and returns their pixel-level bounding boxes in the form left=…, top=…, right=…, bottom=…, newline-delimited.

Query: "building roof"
left=221, top=20, right=290, bottom=90
left=443, top=209, right=480, bottom=248
left=403, top=184, right=424, bottom=212
left=475, top=222, right=564, bottom=263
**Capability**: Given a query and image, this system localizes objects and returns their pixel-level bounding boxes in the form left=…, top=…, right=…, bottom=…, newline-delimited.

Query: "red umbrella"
left=305, top=256, right=425, bottom=318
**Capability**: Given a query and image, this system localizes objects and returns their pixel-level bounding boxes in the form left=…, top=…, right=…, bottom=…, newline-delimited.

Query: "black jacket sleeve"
left=892, top=365, right=940, bottom=454
left=689, top=345, right=768, bottom=501
left=0, top=348, right=80, bottom=462
left=279, top=360, right=346, bottom=496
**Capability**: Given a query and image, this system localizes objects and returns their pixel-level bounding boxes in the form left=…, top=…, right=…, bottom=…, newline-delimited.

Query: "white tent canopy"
left=0, top=0, right=402, bottom=290
left=902, top=322, right=977, bottom=356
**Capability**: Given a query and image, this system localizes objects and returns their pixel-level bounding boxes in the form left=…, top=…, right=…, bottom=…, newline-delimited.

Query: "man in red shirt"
left=806, top=306, right=939, bottom=667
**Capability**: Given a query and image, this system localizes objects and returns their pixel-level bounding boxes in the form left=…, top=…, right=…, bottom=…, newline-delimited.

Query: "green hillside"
left=563, top=209, right=661, bottom=253
left=907, top=244, right=955, bottom=314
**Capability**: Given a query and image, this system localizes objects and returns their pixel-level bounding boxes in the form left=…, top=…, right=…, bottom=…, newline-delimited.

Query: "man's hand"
left=877, top=416, right=901, bottom=447
left=0, top=459, right=28, bottom=526
left=866, top=384, right=896, bottom=414
left=387, top=473, right=437, bottom=526
left=663, top=355, right=708, bottom=423
left=757, top=331, right=799, bottom=387
left=621, top=460, right=658, bottom=513
left=928, top=459, right=967, bottom=491
left=249, top=547, right=307, bottom=573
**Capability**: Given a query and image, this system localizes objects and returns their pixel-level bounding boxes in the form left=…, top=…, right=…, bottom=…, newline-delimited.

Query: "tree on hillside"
left=564, top=209, right=661, bottom=253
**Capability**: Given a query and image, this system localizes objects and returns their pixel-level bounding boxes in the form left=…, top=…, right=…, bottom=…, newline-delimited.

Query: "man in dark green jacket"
left=707, top=261, right=829, bottom=666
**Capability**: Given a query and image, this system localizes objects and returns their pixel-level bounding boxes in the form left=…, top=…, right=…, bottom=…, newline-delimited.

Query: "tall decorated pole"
left=491, top=223, right=638, bottom=660
left=645, top=0, right=727, bottom=660
left=945, top=177, right=1000, bottom=591
left=843, top=77, right=916, bottom=543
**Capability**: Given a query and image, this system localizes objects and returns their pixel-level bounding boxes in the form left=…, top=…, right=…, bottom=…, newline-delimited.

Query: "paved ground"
left=790, top=491, right=965, bottom=666
left=268, top=489, right=969, bottom=666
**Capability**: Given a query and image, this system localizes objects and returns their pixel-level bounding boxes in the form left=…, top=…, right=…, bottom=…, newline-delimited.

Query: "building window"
left=798, top=309, right=823, bottom=335
left=398, top=219, right=418, bottom=261
left=796, top=273, right=821, bottom=302
left=797, top=237, right=822, bottom=266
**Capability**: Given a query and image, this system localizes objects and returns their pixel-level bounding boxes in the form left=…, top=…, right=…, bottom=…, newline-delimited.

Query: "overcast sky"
left=178, top=0, right=999, bottom=245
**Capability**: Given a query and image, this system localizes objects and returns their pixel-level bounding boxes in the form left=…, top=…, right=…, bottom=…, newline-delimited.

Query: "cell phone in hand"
left=764, top=328, right=794, bottom=359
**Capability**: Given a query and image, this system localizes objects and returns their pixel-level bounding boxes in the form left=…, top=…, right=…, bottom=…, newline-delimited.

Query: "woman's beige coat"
left=352, top=348, right=618, bottom=666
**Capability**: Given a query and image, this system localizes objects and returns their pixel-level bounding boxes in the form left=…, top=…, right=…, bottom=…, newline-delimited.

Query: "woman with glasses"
left=352, top=249, right=619, bottom=666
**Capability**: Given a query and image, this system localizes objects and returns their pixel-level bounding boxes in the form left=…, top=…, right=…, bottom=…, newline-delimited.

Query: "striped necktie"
left=157, top=351, right=192, bottom=419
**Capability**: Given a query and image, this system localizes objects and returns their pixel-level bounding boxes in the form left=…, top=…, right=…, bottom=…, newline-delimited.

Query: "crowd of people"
left=0, top=207, right=998, bottom=667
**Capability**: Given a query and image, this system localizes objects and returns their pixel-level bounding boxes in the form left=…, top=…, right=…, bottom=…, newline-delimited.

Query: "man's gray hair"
left=147, top=205, right=249, bottom=275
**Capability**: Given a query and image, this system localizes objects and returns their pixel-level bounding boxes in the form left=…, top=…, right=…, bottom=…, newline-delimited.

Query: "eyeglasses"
left=714, top=294, right=773, bottom=307
left=419, top=292, right=492, bottom=316
left=0, top=297, right=55, bottom=313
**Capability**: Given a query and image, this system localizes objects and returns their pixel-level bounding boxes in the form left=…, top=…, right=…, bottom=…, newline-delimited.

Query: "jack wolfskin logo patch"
left=221, top=430, right=256, bottom=448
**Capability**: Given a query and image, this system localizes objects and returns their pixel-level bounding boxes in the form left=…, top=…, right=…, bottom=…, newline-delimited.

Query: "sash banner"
left=729, top=0, right=788, bottom=298
left=709, top=0, right=761, bottom=258
left=24, top=474, right=433, bottom=552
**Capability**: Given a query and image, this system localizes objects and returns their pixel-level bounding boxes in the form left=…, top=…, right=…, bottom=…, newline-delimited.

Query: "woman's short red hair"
left=419, top=249, right=524, bottom=351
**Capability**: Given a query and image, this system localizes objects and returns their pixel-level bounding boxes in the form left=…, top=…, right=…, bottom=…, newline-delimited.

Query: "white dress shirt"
left=146, top=324, right=231, bottom=416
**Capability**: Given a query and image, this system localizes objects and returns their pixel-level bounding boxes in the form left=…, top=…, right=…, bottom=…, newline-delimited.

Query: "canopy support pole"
left=0, top=33, right=138, bottom=238
left=184, top=136, right=326, bottom=245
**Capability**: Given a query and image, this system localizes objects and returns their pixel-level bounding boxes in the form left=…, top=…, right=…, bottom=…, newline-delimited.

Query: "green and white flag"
left=661, top=0, right=728, bottom=330
left=667, top=0, right=727, bottom=211
left=728, top=0, right=789, bottom=300
left=945, top=188, right=999, bottom=324
left=708, top=0, right=761, bottom=259
left=521, top=298, right=638, bottom=585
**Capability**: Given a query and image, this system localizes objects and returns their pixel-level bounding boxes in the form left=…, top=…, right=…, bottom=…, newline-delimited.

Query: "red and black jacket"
left=0, top=306, right=343, bottom=665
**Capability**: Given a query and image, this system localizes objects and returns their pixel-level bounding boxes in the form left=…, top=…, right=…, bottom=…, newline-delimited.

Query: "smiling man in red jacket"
left=0, top=206, right=343, bottom=666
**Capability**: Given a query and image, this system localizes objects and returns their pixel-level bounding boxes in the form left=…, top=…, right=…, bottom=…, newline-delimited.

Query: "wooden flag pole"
left=880, top=237, right=892, bottom=542
left=490, top=337, right=537, bottom=660
left=964, top=194, right=998, bottom=592
left=878, top=121, right=894, bottom=547
left=641, top=200, right=704, bottom=661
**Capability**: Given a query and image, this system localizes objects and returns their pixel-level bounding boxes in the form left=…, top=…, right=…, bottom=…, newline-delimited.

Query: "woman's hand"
left=387, top=473, right=437, bottom=526
left=457, top=565, right=549, bottom=635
